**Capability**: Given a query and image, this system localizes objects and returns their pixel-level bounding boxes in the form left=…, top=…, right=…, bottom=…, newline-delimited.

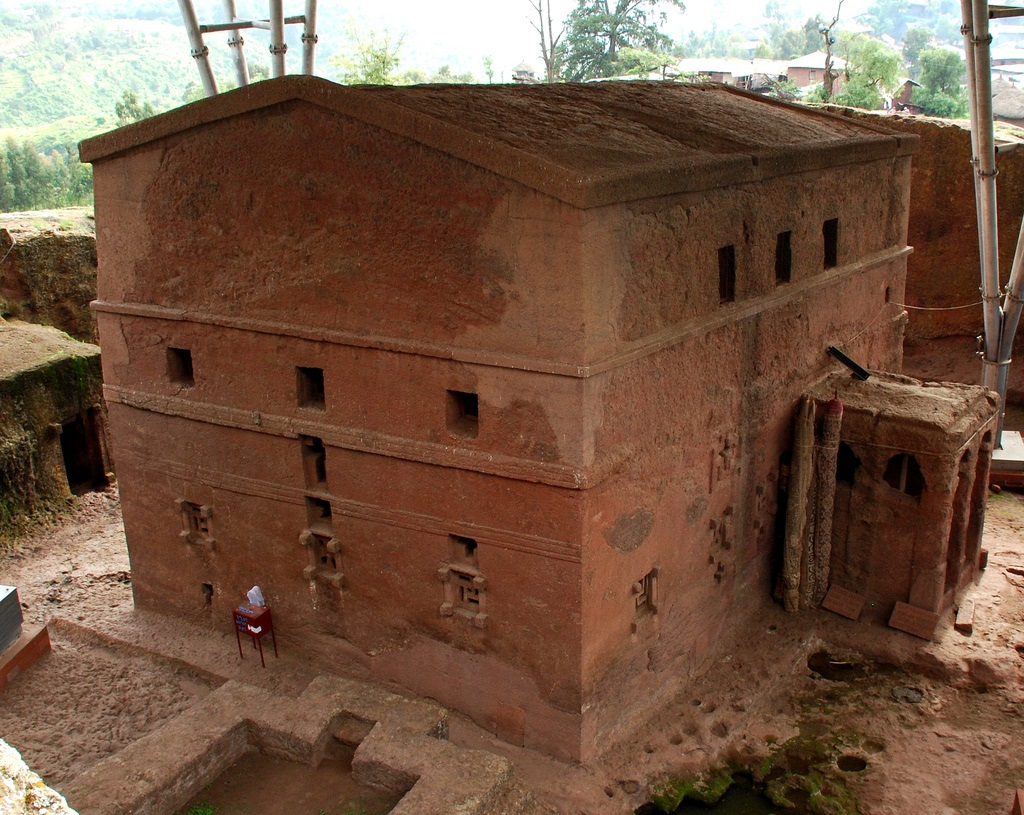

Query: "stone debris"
left=0, top=738, right=77, bottom=815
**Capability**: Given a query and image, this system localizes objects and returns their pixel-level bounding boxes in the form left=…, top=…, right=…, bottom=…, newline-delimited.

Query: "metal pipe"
left=177, top=0, right=218, bottom=96
left=269, top=0, right=287, bottom=78
left=200, top=15, right=304, bottom=33
left=221, top=0, right=249, bottom=87
left=961, top=0, right=986, bottom=305
left=302, top=0, right=318, bottom=75
left=970, top=0, right=1003, bottom=395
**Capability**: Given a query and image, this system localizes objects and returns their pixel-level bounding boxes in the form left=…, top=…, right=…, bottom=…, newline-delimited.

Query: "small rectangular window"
left=167, top=347, right=194, bottom=387
left=450, top=534, right=478, bottom=564
left=718, top=245, right=736, bottom=303
left=823, top=218, right=839, bottom=269
left=296, top=366, right=325, bottom=409
left=446, top=390, right=479, bottom=438
left=300, top=435, right=327, bottom=488
left=775, top=231, right=792, bottom=284
left=306, top=496, right=332, bottom=527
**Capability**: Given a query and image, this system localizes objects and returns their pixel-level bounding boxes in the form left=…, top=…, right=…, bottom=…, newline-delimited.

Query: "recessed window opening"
left=775, top=231, right=792, bottom=284
left=167, top=347, right=194, bottom=386
left=883, top=453, right=924, bottom=497
left=201, top=583, right=213, bottom=605
left=718, top=244, right=736, bottom=303
left=634, top=568, right=658, bottom=616
left=823, top=218, right=839, bottom=269
left=301, top=435, right=327, bottom=488
left=306, top=497, right=332, bottom=527
left=836, top=442, right=860, bottom=484
left=450, top=534, right=478, bottom=564
left=184, top=502, right=209, bottom=536
left=296, top=366, right=325, bottom=409
left=447, top=390, right=479, bottom=438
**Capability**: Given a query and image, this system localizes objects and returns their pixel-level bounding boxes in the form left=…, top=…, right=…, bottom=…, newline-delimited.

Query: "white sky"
left=311, top=0, right=875, bottom=79
left=33, top=0, right=874, bottom=80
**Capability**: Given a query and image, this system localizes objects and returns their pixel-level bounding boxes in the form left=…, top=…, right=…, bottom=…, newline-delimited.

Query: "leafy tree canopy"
left=913, top=47, right=968, bottom=117
left=561, top=0, right=684, bottom=81
left=332, top=25, right=403, bottom=85
left=902, top=25, right=933, bottom=79
left=114, top=90, right=156, bottom=127
left=840, top=34, right=902, bottom=98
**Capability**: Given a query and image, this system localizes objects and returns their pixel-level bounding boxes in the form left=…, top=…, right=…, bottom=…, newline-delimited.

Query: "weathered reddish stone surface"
left=834, top=110, right=1024, bottom=340
left=83, top=76, right=915, bottom=761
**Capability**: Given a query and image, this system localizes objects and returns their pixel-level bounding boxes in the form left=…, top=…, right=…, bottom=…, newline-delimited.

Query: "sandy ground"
left=0, top=485, right=1022, bottom=815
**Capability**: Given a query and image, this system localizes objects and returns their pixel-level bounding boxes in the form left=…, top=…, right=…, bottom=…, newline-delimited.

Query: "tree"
left=866, top=0, right=910, bottom=40
left=114, top=89, right=156, bottom=126
left=902, top=25, right=933, bottom=80
left=483, top=56, right=495, bottom=83
left=561, top=0, right=685, bottom=81
left=332, top=26, right=403, bottom=85
left=913, top=47, right=968, bottom=117
left=529, top=0, right=564, bottom=82
left=761, top=4, right=826, bottom=61
left=820, top=1, right=844, bottom=101
left=835, top=34, right=902, bottom=109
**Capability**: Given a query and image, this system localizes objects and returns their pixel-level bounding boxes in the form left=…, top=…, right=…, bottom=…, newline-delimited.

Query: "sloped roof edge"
left=80, top=75, right=916, bottom=209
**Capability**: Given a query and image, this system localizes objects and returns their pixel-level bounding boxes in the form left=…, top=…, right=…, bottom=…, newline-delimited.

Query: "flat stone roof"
left=0, top=320, right=99, bottom=381
left=80, top=76, right=917, bottom=208
left=811, top=371, right=998, bottom=449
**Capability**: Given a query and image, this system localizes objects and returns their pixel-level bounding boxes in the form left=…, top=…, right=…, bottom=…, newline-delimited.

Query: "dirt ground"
left=0, top=481, right=1022, bottom=815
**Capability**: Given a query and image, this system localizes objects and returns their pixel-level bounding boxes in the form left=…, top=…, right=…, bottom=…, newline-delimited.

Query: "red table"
left=233, top=605, right=277, bottom=667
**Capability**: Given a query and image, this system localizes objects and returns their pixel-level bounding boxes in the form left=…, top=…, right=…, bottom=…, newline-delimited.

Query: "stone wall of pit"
left=0, top=209, right=97, bottom=343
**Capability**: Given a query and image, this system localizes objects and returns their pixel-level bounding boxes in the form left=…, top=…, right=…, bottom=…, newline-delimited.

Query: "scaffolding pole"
left=302, top=0, right=318, bottom=75
left=269, top=0, right=287, bottom=78
left=222, top=0, right=250, bottom=87
left=177, top=0, right=218, bottom=97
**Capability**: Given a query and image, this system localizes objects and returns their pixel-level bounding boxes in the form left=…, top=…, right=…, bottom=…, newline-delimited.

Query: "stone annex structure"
left=783, top=372, right=997, bottom=639
left=83, top=76, right=945, bottom=761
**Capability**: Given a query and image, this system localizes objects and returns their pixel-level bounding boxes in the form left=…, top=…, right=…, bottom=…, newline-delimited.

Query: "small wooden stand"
left=233, top=605, right=277, bottom=667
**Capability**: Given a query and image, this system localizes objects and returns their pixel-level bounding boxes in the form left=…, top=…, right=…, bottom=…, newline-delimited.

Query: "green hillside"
left=0, top=4, right=258, bottom=150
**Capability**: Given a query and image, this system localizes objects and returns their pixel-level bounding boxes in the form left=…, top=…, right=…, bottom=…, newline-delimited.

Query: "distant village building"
left=672, top=58, right=787, bottom=92
left=511, top=61, right=539, bottom=83
left=993, top=77, right=1024, bottom=127
left=787, top=50, right=847, bottom=91
left=83, top=76, right=968, bottom=762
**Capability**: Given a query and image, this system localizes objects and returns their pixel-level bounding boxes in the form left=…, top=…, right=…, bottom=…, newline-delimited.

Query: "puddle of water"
left=806, top=650, right=867, bottom=681
left=636, top=776, right=783, bottom=815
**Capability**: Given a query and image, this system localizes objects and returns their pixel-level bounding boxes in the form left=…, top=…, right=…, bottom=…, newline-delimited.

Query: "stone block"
left=821, top=585, right=865, bottom=620
left=888, top=601, right=940, bottom=640
left=954, top=599, right=975, bottom=635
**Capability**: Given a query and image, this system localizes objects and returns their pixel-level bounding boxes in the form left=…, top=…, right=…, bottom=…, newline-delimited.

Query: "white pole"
left=969, top=0, right=1003, bottom=397
left=302, top=0, right=318, bottom=75
left=222, top=0, right=250, bottom=87
left=269, top=0, right=287, bottom=78
left=177, top=0, right=218, bottom=96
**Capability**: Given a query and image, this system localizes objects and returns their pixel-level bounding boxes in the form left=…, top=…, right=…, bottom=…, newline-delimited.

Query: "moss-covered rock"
left=651, top=768, right=735, bottom=812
